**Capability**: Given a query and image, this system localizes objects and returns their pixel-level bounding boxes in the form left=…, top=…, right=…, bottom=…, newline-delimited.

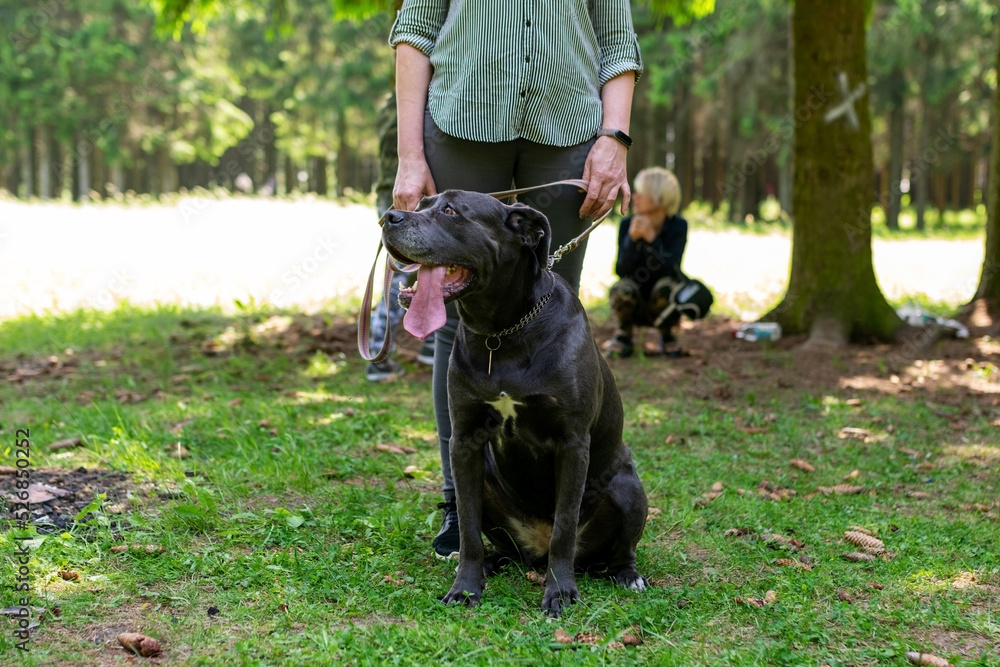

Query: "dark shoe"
left=602, top=332, right=634, bottom=359
left=664, top=348, right=690, bottom=359
left=365, top=358, right=405, bottom=382
left=432, top=500, right=460, bottom=560
left=417, top=338, right=435, bottom=366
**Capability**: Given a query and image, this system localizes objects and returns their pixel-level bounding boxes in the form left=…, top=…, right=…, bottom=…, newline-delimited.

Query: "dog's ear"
left=505, top=203, right=551, bottom=268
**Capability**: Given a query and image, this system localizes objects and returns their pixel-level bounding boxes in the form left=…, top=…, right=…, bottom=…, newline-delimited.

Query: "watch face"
left=615, top=130, right=633, bottom=147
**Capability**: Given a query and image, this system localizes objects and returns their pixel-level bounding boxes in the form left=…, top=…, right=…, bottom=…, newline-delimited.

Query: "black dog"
left=382, top=191, right=647, bottom=616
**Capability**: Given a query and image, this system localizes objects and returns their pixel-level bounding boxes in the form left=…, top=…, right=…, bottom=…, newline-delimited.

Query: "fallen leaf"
left=554, top=629, right=574, bottom=644
left=838, top=427, right=871, bottom=440
left=711, top=481, right=724, bottom=492
left=48, top=437, right=82, bottom=451
left=525, top=571, right=546, bottom=586
left=763, top=590, right=777, bottom=605
left=845, top=398, right=863, bottom=406
left=646, top=507, right=663, bottom=518
left=837, top=589, right=854, bottom=603
left=844, top=470, right=860, bottom=480
left=118, top=632, right=163, bottom=657
left=905, top=652, right=951, bottom=667
left=735, top=596, right=765, bottom=608
left=166, top=443, right=190, bottom=459
left=761, top=533, right=805, bottom=551
left=4, top=483, right=71, bottom=504
left=724, top=527, right=755, bottom=537
left=906, top=491, right=932, bottom=499
left=818, top=484, right=866, bottom=495
left=867, top=581, right=885, bottom=590
left=739, top=426, right=769, bottom=434
left=59, top=570, right=80, bottom=581
left=789, top=458, right=815, bottom=472
left=375, top=443, right=417, bottom=455
left=775, top=558, right=813, bottom=571
left=169, top=420, right=194, bottom=433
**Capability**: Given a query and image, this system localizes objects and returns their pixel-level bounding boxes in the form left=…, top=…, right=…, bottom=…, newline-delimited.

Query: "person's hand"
left=628, top=214, right=656, bottom=243
left=579, top=136, right=630, bottom=220
left=393, top=155, right=437, bottom=212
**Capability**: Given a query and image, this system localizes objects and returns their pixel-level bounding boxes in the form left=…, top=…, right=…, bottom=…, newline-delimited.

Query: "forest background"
left=1, top=0, right=996, bottom=233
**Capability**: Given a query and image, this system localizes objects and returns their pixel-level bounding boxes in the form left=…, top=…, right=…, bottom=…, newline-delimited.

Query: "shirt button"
left=520, top=90, right=526, bottom=97
left=525, top=56, right=530, bottom=62
left=526, top=20, right=531, bottom=26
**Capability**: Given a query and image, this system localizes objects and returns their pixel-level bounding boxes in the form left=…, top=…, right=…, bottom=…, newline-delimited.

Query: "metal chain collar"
left=469, top=290, right=553, bottom=375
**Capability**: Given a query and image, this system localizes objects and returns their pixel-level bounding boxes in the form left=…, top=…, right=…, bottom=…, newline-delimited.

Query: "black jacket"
left=614, top=214, right=688, bottom=298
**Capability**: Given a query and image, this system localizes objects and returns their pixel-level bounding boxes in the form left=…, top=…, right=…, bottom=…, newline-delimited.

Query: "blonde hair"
left=634, top=167, right=681, bottom=216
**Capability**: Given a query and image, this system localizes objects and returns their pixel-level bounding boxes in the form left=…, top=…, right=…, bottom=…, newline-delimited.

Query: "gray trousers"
left=422, top=110, right=596, bottom=500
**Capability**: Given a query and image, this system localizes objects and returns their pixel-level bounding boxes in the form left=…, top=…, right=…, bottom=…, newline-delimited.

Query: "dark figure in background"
left=604, top=167, right=689, bottom=359
left=365, top=91, right=434, bottom=382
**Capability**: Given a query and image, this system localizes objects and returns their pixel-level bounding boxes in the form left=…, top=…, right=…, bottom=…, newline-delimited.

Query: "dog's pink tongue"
left=403, top=265, right=448, bottom=340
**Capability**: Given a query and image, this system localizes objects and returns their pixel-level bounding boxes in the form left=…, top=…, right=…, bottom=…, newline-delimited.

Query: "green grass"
left=1, top=304, right=998, bottom=666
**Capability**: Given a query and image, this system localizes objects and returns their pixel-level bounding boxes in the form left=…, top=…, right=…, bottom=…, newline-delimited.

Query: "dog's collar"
left=466, top=290, right=553, bottom=375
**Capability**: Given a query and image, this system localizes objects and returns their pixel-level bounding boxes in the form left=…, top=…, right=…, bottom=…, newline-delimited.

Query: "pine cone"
left=789, top=458, right=816, bottom=472
left=844, top=531, right=885, bottom=554
left=842, top=551, right=876, bottom=562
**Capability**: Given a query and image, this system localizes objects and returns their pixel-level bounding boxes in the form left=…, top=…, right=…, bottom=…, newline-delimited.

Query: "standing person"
left=603, top=167, right=690, bottom=359
left=365, top=91, right=434, bottom=382
left=389, top=1, right=643, bottom=559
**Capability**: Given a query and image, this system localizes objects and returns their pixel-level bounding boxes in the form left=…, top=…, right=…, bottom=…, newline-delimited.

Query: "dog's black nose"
left=381, top=209, right=406, bottom=227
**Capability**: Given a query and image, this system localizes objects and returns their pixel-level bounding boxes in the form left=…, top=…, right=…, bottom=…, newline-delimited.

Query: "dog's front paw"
left=542, top=582, right=579, bottom=617
left=441, top=586, right=482, bottom=607
left=613, top=568, right=648, bottom=592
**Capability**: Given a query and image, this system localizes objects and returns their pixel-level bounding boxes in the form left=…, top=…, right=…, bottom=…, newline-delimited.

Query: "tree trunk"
left=38, top=126, right=53, bottom=199
left=20, top=130, right=34, bottom=198
left=336, top=112, right=349, bottom=197
left=969, top=19, right=1000, bottom=315
left=885, top=67, right=905, bottom=230
left=767, top=0, right=899, bottom=345
left=77, top=132, right=92, bottom=199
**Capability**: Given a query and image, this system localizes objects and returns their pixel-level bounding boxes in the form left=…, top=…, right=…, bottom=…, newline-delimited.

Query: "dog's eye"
left=443, top=204, right=457, bottom=215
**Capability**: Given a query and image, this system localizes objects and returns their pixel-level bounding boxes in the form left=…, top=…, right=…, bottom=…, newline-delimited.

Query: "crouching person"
left=604, top=167, right=711, bottom=358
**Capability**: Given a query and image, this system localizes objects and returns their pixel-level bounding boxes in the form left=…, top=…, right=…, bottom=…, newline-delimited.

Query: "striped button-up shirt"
left=389, top=0, right=643, bottom=147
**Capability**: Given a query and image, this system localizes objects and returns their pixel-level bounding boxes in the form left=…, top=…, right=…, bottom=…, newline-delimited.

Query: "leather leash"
left=357, top=179, right=613, bottom=362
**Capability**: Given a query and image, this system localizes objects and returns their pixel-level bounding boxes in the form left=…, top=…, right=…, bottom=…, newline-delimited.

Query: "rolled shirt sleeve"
left=592, top=0, right=644, bottom=84
left=388, top=0, right=448, bottom=56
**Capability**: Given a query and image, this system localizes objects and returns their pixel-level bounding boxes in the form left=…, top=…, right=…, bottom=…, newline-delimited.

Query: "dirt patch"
left=2, top=468, right=132, bottom=534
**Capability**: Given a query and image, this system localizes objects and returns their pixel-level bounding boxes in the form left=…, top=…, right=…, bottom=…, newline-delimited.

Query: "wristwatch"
left=596, top=128, right=633, bottom=149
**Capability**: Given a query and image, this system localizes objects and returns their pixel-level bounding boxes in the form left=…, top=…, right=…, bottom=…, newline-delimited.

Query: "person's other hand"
left=393, top=156, right=437, bottom=212
left=579, top=137, right=630, bottom=220
left=628, top=214, right=656, bottom=242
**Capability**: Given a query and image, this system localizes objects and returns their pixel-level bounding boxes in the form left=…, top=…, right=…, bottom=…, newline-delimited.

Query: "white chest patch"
left=486, top=391, right=524, bottom=426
